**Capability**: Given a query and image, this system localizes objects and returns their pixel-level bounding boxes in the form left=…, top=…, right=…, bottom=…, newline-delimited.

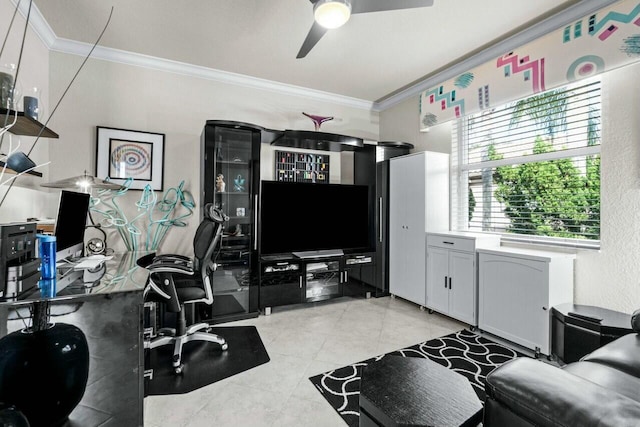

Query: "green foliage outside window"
left=488, top=139, right=600, bottom=239
left=481, top=87, right=601, bottom=240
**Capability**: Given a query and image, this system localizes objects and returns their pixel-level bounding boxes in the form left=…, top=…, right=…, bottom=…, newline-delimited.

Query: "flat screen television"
left=260, top=181, right=373, bottom=256
left=54, top=190, right=91, bottom=261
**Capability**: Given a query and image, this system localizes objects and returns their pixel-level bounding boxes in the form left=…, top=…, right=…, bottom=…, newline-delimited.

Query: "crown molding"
left=13, top=0, right=57, bottom=48
left=49, top=38, right=375, bottom=111
left=12, top=0, right=374, bottom=112
left=374, top=0, right=621, bottom=111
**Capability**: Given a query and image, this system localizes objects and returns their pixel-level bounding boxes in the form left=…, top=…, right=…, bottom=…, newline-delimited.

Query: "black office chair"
left=140, top=203, right=228, bottom=374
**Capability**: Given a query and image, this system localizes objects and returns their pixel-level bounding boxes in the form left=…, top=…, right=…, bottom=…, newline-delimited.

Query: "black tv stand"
left=258, top=251, right=382, bottom=313
left=292, top=249, right=344, bottom=259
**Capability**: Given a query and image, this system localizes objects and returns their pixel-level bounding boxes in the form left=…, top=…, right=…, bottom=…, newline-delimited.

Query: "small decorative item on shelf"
left=234, top=174, right=245, bottom=192
left=6, top=151, right=36, bottom=173
left=232, top=156, right=243, bottom=162
left=216, top=146, right=223, bottom=161
left=22, top=86, right=43, bottom=121
left=225, top=224, right=244, bottom=237
left=302, top=112, right=334, bottom=131
left=216, top=174, right=226, bottom=192
left=236, top=207, right=245, bottom=217
left=0, top=63, right=21, bottom=110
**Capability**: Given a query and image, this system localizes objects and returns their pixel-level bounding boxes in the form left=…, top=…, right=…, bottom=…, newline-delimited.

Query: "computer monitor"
left=54, top=190, right=91, bottom=262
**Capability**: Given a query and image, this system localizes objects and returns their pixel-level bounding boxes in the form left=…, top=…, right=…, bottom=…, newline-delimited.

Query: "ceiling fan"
left=297, top=0, right=435, bottom=59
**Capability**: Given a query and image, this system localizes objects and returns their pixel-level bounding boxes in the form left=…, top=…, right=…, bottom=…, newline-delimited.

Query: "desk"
left=0, top=252, right=149, bottom=427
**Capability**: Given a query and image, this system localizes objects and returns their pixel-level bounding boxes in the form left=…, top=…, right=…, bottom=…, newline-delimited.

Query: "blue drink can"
left=37, top=234, right=57, bottom=279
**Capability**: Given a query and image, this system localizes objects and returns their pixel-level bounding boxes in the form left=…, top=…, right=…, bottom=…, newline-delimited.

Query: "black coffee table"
left=359, top=355, right=483, bottom=427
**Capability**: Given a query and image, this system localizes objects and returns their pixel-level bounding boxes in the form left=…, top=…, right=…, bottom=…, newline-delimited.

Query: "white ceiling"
left=26, top=0, right=612, bottom=107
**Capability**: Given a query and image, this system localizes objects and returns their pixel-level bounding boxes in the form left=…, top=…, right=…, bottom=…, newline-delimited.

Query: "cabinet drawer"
left=426, top=234, right=475, bottom=252
left=345, top=255, right=373, bottom=265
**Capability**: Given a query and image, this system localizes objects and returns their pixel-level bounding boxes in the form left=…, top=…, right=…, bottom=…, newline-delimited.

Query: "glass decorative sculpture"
left=303, top=112, right=334, bottom=131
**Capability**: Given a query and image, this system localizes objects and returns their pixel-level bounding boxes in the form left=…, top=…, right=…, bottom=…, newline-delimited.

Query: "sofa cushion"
left=564, top=361, right=640, bottom=402
left=581, top=333, right=640, bottom=378
left=485, top=357, right=640, bottom=427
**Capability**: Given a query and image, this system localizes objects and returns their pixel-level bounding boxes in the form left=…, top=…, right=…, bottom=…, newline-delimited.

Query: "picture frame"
left=96, top=126, right=165, bottom=191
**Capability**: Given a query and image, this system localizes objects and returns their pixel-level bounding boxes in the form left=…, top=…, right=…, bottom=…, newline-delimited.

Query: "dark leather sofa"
left=483, top=310, right=640, bottom=427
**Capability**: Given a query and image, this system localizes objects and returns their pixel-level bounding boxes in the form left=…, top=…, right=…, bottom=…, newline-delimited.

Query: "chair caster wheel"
left=427, top=309, right=434, bottom=314
left=221, top=343, right=228, bottom=351
left=174, top=364, right=183, bottom=374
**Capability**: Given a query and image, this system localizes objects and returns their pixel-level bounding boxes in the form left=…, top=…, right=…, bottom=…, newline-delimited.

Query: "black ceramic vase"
left=0, top=304, right=89, bottom=427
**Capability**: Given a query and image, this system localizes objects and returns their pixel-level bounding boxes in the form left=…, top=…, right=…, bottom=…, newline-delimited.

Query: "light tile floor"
left=144, top=296, right=468, bottom=427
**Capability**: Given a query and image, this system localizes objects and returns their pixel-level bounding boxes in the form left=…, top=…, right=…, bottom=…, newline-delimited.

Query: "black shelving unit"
left=275, top=150, right=330, bottom=184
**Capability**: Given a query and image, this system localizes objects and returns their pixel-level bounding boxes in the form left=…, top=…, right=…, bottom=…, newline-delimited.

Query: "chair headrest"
left=204, top=203, right=228, bottom=224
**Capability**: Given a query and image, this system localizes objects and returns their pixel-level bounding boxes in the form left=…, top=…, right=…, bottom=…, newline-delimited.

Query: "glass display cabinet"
left=200, top=121, right=270, bottom=323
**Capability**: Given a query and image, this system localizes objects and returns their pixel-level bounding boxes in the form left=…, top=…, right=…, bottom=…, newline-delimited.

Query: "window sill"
left=498, top=235, right=600, bottom=252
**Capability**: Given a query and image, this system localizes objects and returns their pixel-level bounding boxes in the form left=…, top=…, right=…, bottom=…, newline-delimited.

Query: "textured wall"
left=379, top=95, right=451, bottom=154
left=574, top=62, right=640, bottom=314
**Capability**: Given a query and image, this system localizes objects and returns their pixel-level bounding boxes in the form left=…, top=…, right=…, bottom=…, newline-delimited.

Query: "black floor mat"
left=309, top=329, right=524, bottom=427
left=145, top=325, right=269, bottom=395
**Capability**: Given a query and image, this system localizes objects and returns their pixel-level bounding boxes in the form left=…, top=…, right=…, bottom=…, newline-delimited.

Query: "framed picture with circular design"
left=96, top=126, right=165, bottom=191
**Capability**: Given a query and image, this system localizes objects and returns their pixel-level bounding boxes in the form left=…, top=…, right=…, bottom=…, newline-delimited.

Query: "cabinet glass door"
left=211, top=127, right=254, bottom=318
left=305, top=260, right=341, bottom=302
left=260, top=261, right=302, bottom=308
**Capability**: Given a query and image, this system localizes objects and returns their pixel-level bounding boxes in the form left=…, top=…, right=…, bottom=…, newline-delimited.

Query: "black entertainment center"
left=200, top=120, right=400, bottom=319
left=259, top=251, right=376, bottom=313
left=258, top=180, right=378, bottom=312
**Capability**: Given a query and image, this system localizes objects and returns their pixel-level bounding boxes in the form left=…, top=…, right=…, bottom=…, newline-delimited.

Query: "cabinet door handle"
left=253, top=197, right=258, bottom=250
left=299, top=276, right=302, bottom=288
left=379, top=197, right=383, bottom=243
left=448, top=277, right=452, bottom=289
left=542, top=306, right=547, bottom=311
left=444, top=276, right=448, bottom=288
left=443, top=241, right=454, bottom=245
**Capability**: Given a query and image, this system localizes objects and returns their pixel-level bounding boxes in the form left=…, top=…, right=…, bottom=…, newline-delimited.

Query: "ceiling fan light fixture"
left=314, top=0, right=351, bottom=29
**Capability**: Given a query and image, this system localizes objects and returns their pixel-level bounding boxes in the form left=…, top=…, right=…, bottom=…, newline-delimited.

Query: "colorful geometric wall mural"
left=420, top=0, right=640, bottom=130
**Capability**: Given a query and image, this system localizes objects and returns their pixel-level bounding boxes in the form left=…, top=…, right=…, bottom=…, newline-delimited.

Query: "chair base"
left=147, top=322, right=227, bottom=374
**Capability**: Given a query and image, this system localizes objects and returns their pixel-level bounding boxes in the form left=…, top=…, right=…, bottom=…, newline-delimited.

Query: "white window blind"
left=451, top=78, right=601, bottom=249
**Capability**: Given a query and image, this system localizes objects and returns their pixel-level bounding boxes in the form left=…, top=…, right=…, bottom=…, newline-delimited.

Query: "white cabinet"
left=477, top=247, right=575, bottom=356
left=389, top=151, right=448, bottom=306
left=426, top=232, right=500, bottom=326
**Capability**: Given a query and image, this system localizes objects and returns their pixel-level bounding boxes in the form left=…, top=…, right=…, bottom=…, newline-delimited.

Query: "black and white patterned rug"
left=309, top=329, right=522, bottom=427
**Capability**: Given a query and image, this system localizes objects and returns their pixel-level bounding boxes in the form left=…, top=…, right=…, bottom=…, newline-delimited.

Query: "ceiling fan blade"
left=296, top=21, right=329, bottom=59
left=351, top=0, right=434, bottom=15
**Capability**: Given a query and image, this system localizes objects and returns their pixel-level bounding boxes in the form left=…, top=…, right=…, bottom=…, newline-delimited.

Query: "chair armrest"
left=146, top=260, right=194, bottom=275
left=153, top=254, right=192, bottom=265
left=485, top=358, right=640, bottom=427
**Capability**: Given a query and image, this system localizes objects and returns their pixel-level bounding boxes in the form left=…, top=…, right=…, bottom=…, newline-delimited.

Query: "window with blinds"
left=451, top=78, right=601, bottom=248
